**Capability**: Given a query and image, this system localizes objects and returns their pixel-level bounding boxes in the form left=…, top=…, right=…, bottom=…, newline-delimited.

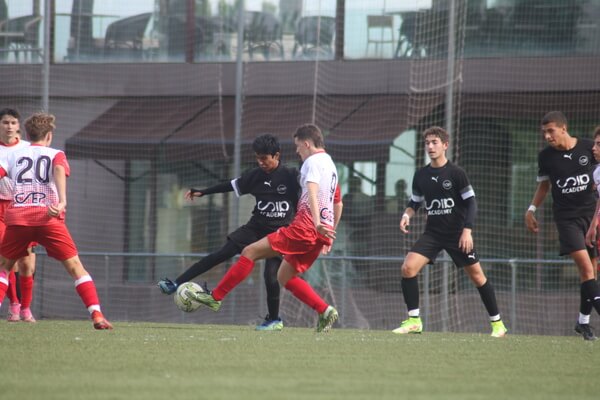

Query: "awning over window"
left=65, top=95, right=414, bottom=163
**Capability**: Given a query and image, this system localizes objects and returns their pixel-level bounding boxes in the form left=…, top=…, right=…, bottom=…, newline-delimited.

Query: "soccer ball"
left=174, top=282, right=204, bottom=312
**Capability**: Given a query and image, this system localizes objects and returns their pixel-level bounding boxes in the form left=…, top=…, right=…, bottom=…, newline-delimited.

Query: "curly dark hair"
left=422, top=126, right=449, bottom=144
left=0, top=108, right=20, bottom=121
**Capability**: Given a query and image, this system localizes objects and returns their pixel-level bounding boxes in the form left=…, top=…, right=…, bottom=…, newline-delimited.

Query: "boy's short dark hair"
left=541, top=111, right=568, bottom=128
left=422, top=126, right=449, bottom=144
left=0, top=108, right=20, bottom=120
left=252, top=134, right=280, bottom=156
left=293, top=124, right=324, bottom=149
left=594, top=126, right=600, bottom=139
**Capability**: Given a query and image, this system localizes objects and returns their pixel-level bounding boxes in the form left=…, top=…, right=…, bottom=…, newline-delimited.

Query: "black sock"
left=175, top=240, right=240, bottom=284
left=581, top=279, right=600, bottom=316
left=477, top=280, right=500, bottom=318
left=580, top=284, right=593, bottom=316
left=401, top=276, right=419, bottom=313
left=264, top=257, right=281, bottom=320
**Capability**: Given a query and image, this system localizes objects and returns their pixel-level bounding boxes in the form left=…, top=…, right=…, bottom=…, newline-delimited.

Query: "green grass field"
left=0, top=320, right=597, bottom=400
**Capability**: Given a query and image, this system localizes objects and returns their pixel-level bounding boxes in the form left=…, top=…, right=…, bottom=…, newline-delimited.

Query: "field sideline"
left=0, top=320, right=597, bottom=400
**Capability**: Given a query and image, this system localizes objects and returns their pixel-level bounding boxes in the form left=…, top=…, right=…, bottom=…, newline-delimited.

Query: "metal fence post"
left=510, top=260, right=517, bottom=333
left=442, top=257, right=449, bottom=332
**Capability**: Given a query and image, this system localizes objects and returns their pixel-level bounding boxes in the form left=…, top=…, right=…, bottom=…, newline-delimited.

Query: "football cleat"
left=392, top=317, right=423, bottom=334
left=92, top=311, right=113, bottom=330
left=256, top=315, right=284, bottom=331
left=7, top=303, right=21, bottom=322
left=316, top=306, right=338, bottom=333
left=157, top=278, right=178, bottom=295
left=574, top=322, right=597, bottom=341
left=490, top=320, right=508, bottom=338
left=20, top=307, right=36, bottom=323
left=186, top=283, right=221, bottom=311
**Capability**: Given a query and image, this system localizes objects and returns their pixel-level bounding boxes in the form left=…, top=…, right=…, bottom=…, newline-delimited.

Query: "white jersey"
left=0, top=138, right=30, bottom=200
left=0, top=145, right=70, bottom=226
left=594, top=165, right=600, bottom=198
left=296, top=151, right=338, bottom=228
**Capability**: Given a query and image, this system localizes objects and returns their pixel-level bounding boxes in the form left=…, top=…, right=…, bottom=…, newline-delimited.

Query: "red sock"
left=0, top=270, right=8, bottom=305
left=74, top=275, right=101, bottom=313
left=284, top=276, right=328, bottom=314
left=212, top=256, right=255, bottom=301
left=7, top=271, right=18, bottom=304
left=19, top=275, right=34, bottom=309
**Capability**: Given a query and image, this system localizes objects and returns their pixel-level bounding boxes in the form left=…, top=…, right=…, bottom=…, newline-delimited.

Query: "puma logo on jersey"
left=563, top=153, right=573, bottom=160
left=431, top=176, right=439, bottom=182
left=264, top=180, right=272, bottom=187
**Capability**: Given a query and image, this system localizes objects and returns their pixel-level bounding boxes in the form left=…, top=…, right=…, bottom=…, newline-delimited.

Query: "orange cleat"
left=92, top=311, right=113, bottom=330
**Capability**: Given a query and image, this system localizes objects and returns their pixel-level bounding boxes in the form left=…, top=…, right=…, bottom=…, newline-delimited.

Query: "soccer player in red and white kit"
left=0, top=108, right=37, bottom=322
left=188, top=124, right=343, bottom=332
left=0, top=112, right=112, bottom=329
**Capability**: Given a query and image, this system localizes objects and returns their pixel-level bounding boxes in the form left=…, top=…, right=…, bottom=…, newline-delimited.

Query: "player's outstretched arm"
left=185, top=188, right=204, bottom=201
left=186, top=181, right=235, bottom=201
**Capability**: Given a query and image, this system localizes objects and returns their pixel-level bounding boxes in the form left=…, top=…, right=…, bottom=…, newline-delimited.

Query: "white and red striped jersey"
left=0, top=138, right=30, bottom=200
left=0, top=144, right=70, bottom=226
left=295, top=151, right=339, bottom=231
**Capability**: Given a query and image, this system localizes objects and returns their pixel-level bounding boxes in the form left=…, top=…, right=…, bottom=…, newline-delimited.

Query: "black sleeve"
left=193, top=181, right=234, bottom=195
left=463, top=196, right=477, bottom=229
left=407, top=199, right=421, bottom=212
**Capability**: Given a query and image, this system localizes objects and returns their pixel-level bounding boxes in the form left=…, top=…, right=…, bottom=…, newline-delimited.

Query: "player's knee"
left=401, top=263, right=418, bottom=278
left=240, top=246, right=256, bottom=260
left=465, top=264, right=486, bottom=284
left=62, top=256, right=86, bottom=278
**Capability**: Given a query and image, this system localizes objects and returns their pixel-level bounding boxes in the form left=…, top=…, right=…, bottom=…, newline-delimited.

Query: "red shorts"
left=0, top=200, right=10, bottom=242
left=1, top=224, right=78, bottom=261
left=0, top=201, right=37, bottom=249
left=268, top=223, right=329, bottom=273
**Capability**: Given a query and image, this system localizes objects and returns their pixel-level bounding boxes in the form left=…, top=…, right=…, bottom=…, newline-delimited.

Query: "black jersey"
left=537, top=137, right=596, bottom=221
left=232, top=164, right=300, bottom=229
left=410, top=161, right=474, bottom=236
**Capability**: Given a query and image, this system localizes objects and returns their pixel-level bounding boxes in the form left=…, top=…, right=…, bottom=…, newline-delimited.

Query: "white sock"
left=578, top=313, right=590, bottom=325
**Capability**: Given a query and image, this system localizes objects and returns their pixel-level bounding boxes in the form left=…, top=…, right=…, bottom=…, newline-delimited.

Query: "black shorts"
left=410, top=231, right=480, bottom=268
left=555, top=215, right=598, bottom=258
left=227, top=222, right=276, bottom=250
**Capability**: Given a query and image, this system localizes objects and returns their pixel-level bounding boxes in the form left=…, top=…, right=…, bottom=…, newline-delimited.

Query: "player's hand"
left=47, top=202, right=66, bottom=218
left=525, top=211, right=538, bottom=233
left=400, top=214, right=410, bottom=233
left=185, top=189, right=203, bottom=201
left=459, top=229, right=473, bottom=254
left=321, top=244, right=332, bottom=255
left=316, top=224, right=336, bottom=240
left=585, top=226, right=597, bottom=248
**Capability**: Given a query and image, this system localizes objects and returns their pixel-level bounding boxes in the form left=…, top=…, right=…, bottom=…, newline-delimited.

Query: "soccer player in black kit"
left=525, top=111, right=600, bottom=341
left=393, top=126, right=507, bottom=337
left=158, top=134, right=300, bottom=331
